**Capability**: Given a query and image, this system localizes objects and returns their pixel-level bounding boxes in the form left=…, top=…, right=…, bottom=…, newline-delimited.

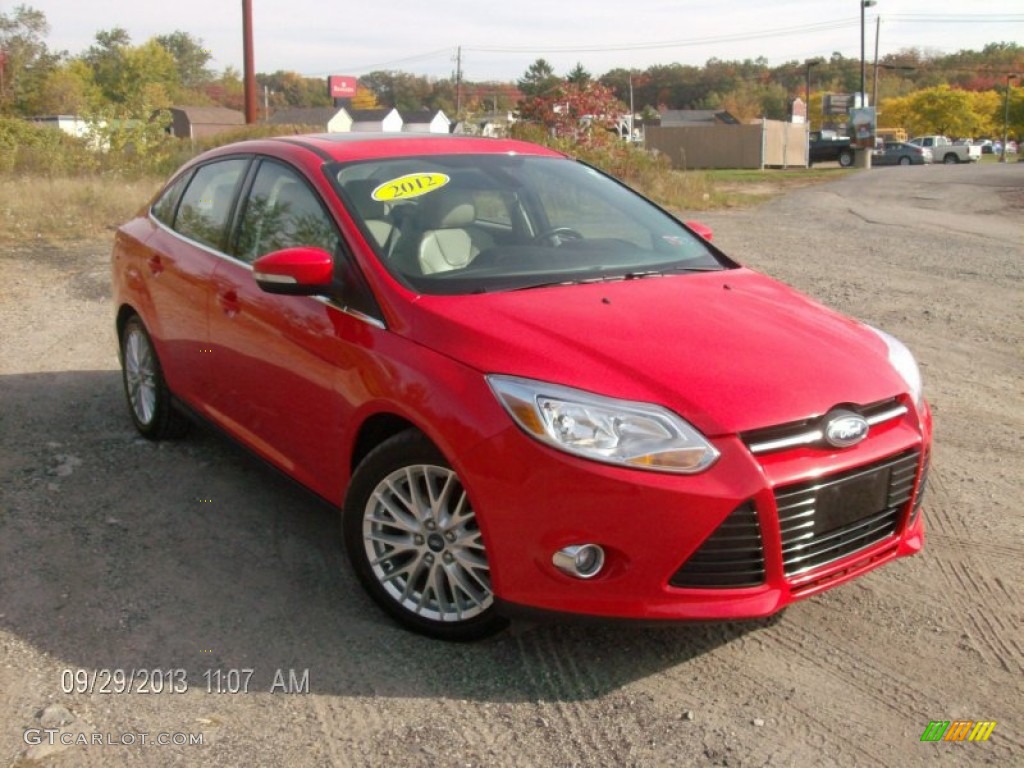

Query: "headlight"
left=487, top=375, right=719, bottom=473
left=867, top=326, right=924, bottom=407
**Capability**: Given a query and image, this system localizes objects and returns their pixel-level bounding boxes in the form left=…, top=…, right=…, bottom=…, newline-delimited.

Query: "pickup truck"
left=809, top=131, right=854, bottom=167
left=907, top=135, right=981, bottom=164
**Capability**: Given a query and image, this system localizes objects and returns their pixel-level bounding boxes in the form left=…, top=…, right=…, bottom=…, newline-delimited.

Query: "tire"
left=899, top=156, right=911, bottom=166
left=120, top=315, right=189, bottom=439
left=838, top=150, right=854, bottom=168
left=943, top=153, right=959, bottom=164
left=343, top=430, right=508, bottom=641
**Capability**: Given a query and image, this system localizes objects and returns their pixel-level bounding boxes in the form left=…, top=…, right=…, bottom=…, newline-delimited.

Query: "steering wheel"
left=532, top=227, right=584, bottom=246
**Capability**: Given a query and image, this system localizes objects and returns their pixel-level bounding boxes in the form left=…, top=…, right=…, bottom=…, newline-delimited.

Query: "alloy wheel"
left=362, top=464, right=494, bottom=622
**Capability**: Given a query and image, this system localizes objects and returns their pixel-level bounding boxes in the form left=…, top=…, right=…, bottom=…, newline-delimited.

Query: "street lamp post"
left=860, top=0, right=876, bottom=105
left=859, top=0, right=877, bottom=168
left=1001, top=74, right=1018, bottom=163
left=805, top=59, right=822, bottom=114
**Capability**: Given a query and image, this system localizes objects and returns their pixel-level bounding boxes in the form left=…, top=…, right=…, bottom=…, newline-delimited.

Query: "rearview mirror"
left=253, top=247, right=334, bottom=295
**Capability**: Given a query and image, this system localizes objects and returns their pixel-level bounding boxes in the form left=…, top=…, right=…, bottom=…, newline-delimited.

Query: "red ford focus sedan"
left=112, top=134, right=930, bottom=640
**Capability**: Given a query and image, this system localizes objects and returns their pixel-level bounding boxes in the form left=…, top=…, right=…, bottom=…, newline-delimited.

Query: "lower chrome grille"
left=669, top=502, right=765, bottom=588
left=910, top=451, right=929, bottom=526
left=776, top=450, right=920, bottom=578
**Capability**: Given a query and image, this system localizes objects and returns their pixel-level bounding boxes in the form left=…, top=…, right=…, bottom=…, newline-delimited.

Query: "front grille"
left=742, top=398, right=906, bottom=455
left=669, top=502, right=765, bottom=588
left=776, top=450, right=920, bottom=577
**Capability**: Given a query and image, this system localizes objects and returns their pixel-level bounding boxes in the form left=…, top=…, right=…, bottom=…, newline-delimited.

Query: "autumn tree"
left=29, top=60, right=102, bottom=115
left=205, top=66, right=244, bottom=111
left=908, top=85, right=979, bottom=136
left=350, top=85, right=381, bottom=110
left=518, top=79, right=626, bottom=141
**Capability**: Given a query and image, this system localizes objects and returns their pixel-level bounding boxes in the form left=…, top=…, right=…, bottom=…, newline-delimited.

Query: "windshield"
left=329, top=154, right=729, bottom=294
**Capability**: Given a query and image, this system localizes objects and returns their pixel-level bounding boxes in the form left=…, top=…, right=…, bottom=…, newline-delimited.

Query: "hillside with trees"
left=1, top=3, right=1021, bottom=148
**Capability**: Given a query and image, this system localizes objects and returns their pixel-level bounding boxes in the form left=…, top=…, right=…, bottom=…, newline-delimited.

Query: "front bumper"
left=463, top=397, right=931, bottom=621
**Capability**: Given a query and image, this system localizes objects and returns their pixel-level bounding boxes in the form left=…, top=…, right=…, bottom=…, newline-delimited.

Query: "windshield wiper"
left=494, top=265, right=725, bottom=293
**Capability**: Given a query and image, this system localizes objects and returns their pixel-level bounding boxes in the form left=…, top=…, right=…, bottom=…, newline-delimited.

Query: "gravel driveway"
left=1, top=163, right=1021, bottom=767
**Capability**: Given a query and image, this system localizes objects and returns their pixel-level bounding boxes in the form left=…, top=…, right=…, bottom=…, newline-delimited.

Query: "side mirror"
left=253, top=247, right=334, bottom=295
left=685, top=221, right=714, bottom=242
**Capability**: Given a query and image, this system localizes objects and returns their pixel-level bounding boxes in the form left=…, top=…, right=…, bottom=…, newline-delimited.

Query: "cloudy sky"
left=24, top=1, right=1024, bottom=81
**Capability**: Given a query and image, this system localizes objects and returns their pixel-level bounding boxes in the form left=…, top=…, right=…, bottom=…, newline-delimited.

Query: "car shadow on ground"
left=0, top=370, right=778, bottom=704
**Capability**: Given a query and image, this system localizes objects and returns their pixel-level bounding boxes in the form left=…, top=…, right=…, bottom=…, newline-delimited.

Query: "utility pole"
left=455, top=46, right=462, bottom=120
left=628, top=71, right=634, bottom=141
left=871, top=16, right=880, bottom=110
left=242, top=0, right=257, bottom=124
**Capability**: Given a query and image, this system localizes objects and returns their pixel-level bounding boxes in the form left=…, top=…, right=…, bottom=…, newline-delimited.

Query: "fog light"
left=552, top=544, right=605, bottom=579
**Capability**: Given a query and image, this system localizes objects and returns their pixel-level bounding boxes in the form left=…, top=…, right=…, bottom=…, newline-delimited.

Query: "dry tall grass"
left=0, top=176, right=162, bottom=244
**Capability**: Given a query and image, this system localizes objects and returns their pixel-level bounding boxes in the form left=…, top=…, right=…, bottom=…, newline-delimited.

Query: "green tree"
left=82, top=27, right=131, bottom=103
left=155, top=30, right=214, bottom=90
left=0, top=4, right=62, bottom=115
left=566, top=62, right=591, bottom=85
left=517, top=58, right=559, bottom=99
left=358, top=70, right=432, bottom=112
left=111, top=40, right=179, bottom=110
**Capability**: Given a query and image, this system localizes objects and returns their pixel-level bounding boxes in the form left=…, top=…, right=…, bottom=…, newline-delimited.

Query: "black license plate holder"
left=814, top=466, right=891, bottom=534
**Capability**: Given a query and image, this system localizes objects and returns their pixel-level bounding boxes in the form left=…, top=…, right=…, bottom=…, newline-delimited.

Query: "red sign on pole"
left=328, top=76, right=357, bottom=99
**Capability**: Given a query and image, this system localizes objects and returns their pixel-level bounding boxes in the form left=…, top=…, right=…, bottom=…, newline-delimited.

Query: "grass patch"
left=708, top=168, right=854, bottom=183
left=0, top=175, right=162, bottom=244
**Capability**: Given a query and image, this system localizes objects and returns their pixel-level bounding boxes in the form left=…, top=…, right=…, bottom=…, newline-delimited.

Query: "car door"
left=142, top=157, right=250, bottom=406
left=206, top=157, right=382, bottom=498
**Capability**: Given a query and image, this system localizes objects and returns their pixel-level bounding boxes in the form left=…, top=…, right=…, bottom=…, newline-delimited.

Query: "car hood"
left=402, top=269, right=906, bottom=436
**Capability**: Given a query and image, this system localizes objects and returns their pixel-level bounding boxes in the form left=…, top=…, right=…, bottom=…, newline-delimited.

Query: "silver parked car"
left=873, top=142, right=931, bottom=166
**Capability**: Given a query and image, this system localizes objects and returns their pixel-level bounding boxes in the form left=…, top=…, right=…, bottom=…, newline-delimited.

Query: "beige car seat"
left=417, top=190, right=493, bottom=274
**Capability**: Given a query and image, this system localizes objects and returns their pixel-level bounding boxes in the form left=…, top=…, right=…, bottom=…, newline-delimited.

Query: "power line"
left=465, top=14, right=1022, bottom=56
left=467, top=18, right=862, bottom=55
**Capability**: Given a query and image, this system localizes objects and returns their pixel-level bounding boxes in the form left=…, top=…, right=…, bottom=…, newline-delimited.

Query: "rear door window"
left=174, top=158, right=250, bottom=250
left=151, top=172, right=192, bottom=227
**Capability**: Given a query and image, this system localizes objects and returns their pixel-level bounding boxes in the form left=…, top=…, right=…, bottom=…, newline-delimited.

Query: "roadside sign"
left=851, top=107, right=877, bottom=149
left=327, top=76, right=357, bottom=99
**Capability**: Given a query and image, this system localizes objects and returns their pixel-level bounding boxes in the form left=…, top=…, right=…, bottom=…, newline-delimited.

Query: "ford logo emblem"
left=823, top=411, right=870, bottom=448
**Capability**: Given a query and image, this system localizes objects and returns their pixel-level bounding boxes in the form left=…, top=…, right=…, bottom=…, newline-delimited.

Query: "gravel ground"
left=1, top=163, right=1022, bottom=767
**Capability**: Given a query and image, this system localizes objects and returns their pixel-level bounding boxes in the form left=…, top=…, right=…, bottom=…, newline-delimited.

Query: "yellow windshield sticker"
left=371, top=173, right=450, bottom=202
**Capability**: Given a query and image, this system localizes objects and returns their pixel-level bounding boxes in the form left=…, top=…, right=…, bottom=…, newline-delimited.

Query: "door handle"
left=218, top=289, right=240, bottom=317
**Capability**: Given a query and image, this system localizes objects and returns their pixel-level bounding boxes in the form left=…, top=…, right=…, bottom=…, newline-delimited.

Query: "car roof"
left=203, top=133, right=568, bottom=164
